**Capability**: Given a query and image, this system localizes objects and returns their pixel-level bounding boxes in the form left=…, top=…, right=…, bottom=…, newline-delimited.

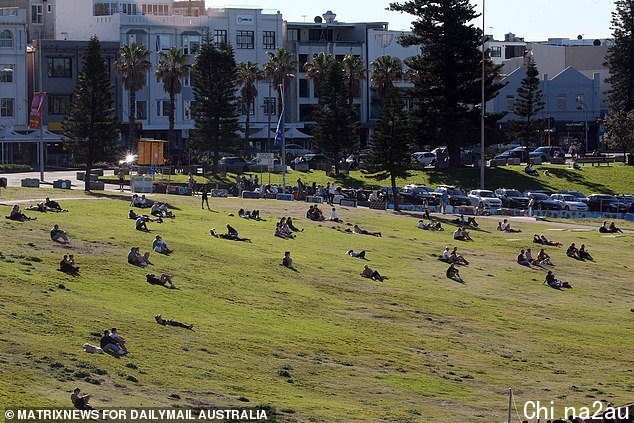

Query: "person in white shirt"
left=330, top=207, right=342, bottom=222
left=328, top=184, right=337, bottom=204
left=152, top=235, right=172, bottom=255
left=442, top=246, right=451, bottom=261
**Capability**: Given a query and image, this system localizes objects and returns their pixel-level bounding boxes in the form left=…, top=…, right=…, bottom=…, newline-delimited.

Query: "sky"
left=209, top=0, right=615, bottom=41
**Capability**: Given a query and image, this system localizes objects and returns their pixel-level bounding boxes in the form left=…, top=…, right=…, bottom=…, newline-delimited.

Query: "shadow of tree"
left=544, top=167, right=614, bottom=194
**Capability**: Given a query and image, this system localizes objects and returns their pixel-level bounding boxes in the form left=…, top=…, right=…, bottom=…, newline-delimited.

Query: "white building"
left=0, top=6, right=28, bottom=129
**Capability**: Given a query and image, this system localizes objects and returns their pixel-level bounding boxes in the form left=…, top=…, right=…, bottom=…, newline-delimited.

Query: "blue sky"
left=211, top=0, right=615, bottom=40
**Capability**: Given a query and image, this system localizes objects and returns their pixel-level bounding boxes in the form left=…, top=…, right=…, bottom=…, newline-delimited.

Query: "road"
left=0, top=169, right=119, bottom=191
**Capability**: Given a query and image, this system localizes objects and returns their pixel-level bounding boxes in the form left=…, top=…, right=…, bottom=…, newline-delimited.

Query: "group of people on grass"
left=238, top=209, right=262, bottom=220
left=599, top=221, right=623, bottom=234
left=517, top=248, right=553, bottom=267
left=566, top=243, right=594, bottom=261
left=59, top=254, right=79, bottom=275
left=26, top=197, right=67, bottom=213
left=275, top=217, right=301, bottom=239
left=418, top=219, right=443, bottom=231
left=533, top=234, right=563, bottom=247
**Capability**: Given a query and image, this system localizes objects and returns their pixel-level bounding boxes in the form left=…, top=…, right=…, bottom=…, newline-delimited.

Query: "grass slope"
left=0, top=193, right=632, bottom=422
left=101, top=163, right=634, bottom=195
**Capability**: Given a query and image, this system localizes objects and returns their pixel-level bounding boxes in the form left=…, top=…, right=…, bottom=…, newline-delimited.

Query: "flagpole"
left=281, top=84, right=286, bottom=193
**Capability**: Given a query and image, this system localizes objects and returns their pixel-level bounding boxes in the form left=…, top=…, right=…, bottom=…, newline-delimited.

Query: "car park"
left=494, top=189, right=530, bottom=208
left=549, top=194, right=589, bottom=211
left=494, top=148, right=529, bottom=163
left=525, top=192, right=563, bottom=210
left=432, top=186, right=472, bottom=207
left=399, top=185, right=438, bottom=205
left=529, top=146, right=566, bottom=162
left=556, top=190, right=589, bottom=203
left=586, top=194, right=629, bottom=213
left=468, top=189, right=503, bottom=208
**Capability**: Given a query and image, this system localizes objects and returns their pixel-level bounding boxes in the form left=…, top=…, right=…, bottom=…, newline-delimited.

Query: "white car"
left=550, top=194, right=589, bottom=211
left=412, top=152, right=436, bottom=166
left=279, top=144, right=312, bottom=157
left=468, top=189, right=503, bottom=208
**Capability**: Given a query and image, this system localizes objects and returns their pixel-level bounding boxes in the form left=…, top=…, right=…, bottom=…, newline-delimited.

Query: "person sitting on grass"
left=441, top=246, right=452, bottom=262
left=452, top=214, right=467, bottom=226
left=524, top=163, right=539, bottom=176
left=109, top=327, right=127, bottom=352
left=306, top=205, right=325, bottom=221
left=274, top=222, right=295, bottom=239
left=467, top=216, right=479, bottom=228
left=534, top=248, right=553, bottom=266
left=517, top=249, right=531, bottom=266
left=71, top=388, right=93, bottom=410
left=238, top=208, right=251, bottom=219
left=100, top=330, right=126, bottom=355
left=250, top=210, right=261, bottom=220
left=353, top=224, right=381, bottom=237
left=281, top=251, right=295, bottom=269
left=500, top=219, right=522, bottom=233
left=50, top=224, right=70, bottom=244
left=152, top=235, right=172, bottom=255
left=544, top=271, right=572, bottom=289
left=130, top=210, right=162, bottom=223
left=608, top=221, right=623, bottom=234
left=7, top=205, right=36, bottom=222
left=135, top=215, right=150, bottom=232
left=446, top=264, right=464, bottom=283
left=453, top=227, right=472, bottom=241
left=146, top=273, right=175, bottom=289
left=128, top=247, right=150, bottom=267
left=330, top=207, right=343, bottom=223
left=599, top=221, right=610, bottom=233
left=286, top=217, right=302, bottom=232
left=579, top=244, right=594, bottom=261
left=151, top=202, right=174, bottom=219
left=210, top=225, right=251, bottom=242
left=566, top=243, right=582, bottom=260
left=418, top=219, right=441, bottom=231
left=346, top=250, right=366, bottom=259
left=155, top=314, right=193, bottom=330
left=361, top=264, right=384, bottom=282
left=450, top=247, right=469, bottom=265
left=45, top=197, right=67, bottom=212
left=59, top=255, right=80, bottom=274
left=130, top=194, right=149, bottom=208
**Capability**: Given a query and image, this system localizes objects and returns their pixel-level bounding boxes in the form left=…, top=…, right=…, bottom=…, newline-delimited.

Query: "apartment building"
left=0, top=6, right=28, bottom=129
left=0, top=0, right=55, bottom=42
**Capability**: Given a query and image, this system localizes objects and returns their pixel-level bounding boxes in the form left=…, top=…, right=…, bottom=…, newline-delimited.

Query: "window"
left=184, top=100, right=192, bottom=120
left=263, top=31, right=275, bottom=49
left=490, top=46, right=502, bottom=58
left=236, top=30, right=254, bottom=49
left=182, top=74, right=190, bottom=87
left=155, top=35, right=172, bottom=51
left=136, top=100, right=147, bottom=120
left=299, top=79, right=309, bottom=98
left=47, top=4, right=53, bottom=13
left=48, top=95, right=71, bottom=115
left=31, top=4, right=43, bottom=24
left=287, top=29, right=299, bottom=42
left=156, top=100, right=170, bottom=117
left=213, top=30, right=227, bottom=46
left=0, top=98, right=13, bottom=117
left=506, top=95, right=515, bottom=112
left=576, top=94, right=585, bottom=109
left=0, top=30, right=13, bottom=48
left=263, top=97, right=276, bottom=115
left=47, top=57, right=72, bottom=78
left=0, top=64, right=14, bottom=82
left=183, top=35, right=201, bottom=55
left=557, top=94, right=567, bottom=111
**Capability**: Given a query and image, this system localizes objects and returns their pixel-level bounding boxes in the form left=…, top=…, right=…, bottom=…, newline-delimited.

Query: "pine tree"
left=389, top=0, right=503, bottom=167
left=512, top=57, right=544, bottom=146
left=190, top=33, right=241, bottom=174
left=604, top=110, right=634, bottom=156
left=312, top=61, right=358, bottom=174
left=63, top=36, right=118, bottom=192
left=605, top=0, right=634, bottom=112
left=369, top=88, right=412, bottom=211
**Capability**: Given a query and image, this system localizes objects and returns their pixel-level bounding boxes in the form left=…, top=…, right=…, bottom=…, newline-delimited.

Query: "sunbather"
left=146, top=273, right=175, bottom=288
left=210, top=225, right=251, bottom=242
left=544, top=271, right=572, bottom=289
left=282, top=251, right=295, bottom=269
left=361, top=264, right=384, bottom=281
left=453, top=227, right=472, bottom=241
left=59, top=254, right=80, bottom=274
left=50, top=224, right=70, bottom=244
left=71, top=388, right=93, bottom=410
left=566, top=243, right=582, bottom=260
left=128, top=247, right=150, bottom=267
left=517, top=249, right=531, bottom=266
left=135, top=216, right=150, bottom=232
left=155, top=314, right=193, bottom=330
left=353, top=224, right=381, bottom=237
left=450, top=247, right=469, bottom=265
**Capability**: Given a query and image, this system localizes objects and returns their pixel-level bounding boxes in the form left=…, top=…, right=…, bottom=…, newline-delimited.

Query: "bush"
left=0, top=164, right=32, bottom=172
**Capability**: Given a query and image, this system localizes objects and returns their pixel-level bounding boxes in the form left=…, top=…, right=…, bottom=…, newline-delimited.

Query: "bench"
left=210, top=189, right=228, bottom=198
left=276, top=193, right=294, bottom=201
left=53, top=179, right=72, bottom=189
left=576, top=156, right=616, bottom=166
left=21, top=178, right=40, bottom=188
left=306, top=196, right=323, bottom=203
left=241, top=191, right=261, bottom=199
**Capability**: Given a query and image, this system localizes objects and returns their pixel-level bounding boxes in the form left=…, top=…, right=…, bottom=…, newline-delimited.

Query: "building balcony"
left=0, top=7, right=26, bottom=24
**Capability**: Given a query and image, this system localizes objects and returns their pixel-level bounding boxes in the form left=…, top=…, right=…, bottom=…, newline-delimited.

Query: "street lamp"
left=576, top=95, right=589, bottom=153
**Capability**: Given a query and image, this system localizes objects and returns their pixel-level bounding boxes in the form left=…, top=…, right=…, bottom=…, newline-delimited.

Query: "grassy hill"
left=101, top=163, right=634, bottom=194
left=0, top=192, right=632, bottom=422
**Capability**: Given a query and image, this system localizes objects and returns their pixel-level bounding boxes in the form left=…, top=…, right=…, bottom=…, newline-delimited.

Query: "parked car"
left=290, top=153, right=332, bottom=171
left=412, top=152, right=437, bottom=166
left=461, top=149, right=482, bottom=165
left=616, top=195, right=634, bottom=212
left=549, top=194, right=589, bottom=211
left=432, top=186, right=472, bottom=207
left=587, top=194, right=629, bottom=213
left=529, top=146, right=566, bottom=162
left=219, top=156, right=249, bottom=173
left=468, top=189, right=503, bottom=209
left=399, top=185, right=438, bottom=205
left=431, top=147, right=448, bottom=163
left=276, top=144, right=312, bottom=157
left=526, top=192, right=563, bottom=210
left=556, top=190, right=589, bottom=203
left=495, top=148, right=529, bottom=163
left=495, top=188, right=530, bottom=208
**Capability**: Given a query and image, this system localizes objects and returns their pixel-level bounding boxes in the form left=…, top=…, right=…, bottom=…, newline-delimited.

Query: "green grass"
left=0, top=192, right=632, bottom=422
left=100, top=163, right=634, bottom=195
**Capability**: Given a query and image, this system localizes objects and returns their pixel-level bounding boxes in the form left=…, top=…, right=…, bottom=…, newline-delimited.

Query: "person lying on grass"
left=346, top=250, right=366, bottom=259
left=453, top=227, right=472, bottom=241
left=155, top=314, right=193, bottom=330
left=100, top=329, right=126, bottom=355
left=45, top=197, right=67, bottom=212
left=135, top=216, right=150, bottom=232
left=50, top=224, right=70, bottom=244
left=146, top=273, right=175, bottom=289
left=361, top=264, right=384, bottom=282
left=517, top=249, right=531, bottom=266
left=544, top=270, right=572, bottom=289
left=566, top=243, right=582, bottom=260
left=210, top=225, right=251, bottom=242
left=7, top=205, right=36, bottom=222
left=330, top=207, right=343, bottom=223
left=151, top=202, right=175, bottom=219
left=446, top=264, right=464, bottom=283
left=608, top=221, right=623, bottom=234
left=353, top=224, right=381, bottom=237
left=128, top=247, right=151, bottom=267
left=152, top=235, right=173, bottom=255
left=533, top=234, right=563, bottom=247
left=59, top=254, right=79, bottom=274
left=579, top=244, right=594, bottom=261
left=129, top=210, right=162, bottom=223
left=71, top=388, right=93, bottom=410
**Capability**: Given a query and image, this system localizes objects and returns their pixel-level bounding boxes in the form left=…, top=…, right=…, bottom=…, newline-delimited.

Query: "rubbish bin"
left=627, top=153, right=633, bottom=165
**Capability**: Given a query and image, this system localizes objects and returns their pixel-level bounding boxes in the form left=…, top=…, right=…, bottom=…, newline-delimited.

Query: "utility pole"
left=38, top=35, right=44, bottom=182
left=480, top=0, right=486, bottom=190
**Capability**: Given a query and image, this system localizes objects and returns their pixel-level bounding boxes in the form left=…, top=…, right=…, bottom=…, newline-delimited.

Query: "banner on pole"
left=29, top=92, right=46, bottom=130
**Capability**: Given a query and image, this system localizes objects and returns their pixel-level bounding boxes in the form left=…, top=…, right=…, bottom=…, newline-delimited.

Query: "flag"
left=274, top=106, right=285, bottom=148
left=29, top=92, right=46, bottom=130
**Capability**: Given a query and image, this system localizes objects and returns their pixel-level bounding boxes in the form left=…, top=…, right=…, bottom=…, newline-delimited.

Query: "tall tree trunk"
left=277, top=88, right=283, bottom=116
left=129, top=90, right=137, bottom=149
left=168, top=92, right=175, bottom=142
left=391, top=173, right=399, bottom=211
left=245, top=98, right=251, bottom=154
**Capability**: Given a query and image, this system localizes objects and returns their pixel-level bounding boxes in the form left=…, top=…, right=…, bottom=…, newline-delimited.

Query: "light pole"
left=576, top=95, right=589, bottom=153
left=480, top=0, right=486, bottom=190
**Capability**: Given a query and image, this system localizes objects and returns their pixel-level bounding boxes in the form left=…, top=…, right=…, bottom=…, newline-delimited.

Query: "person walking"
left=118, top=169, right=126, bottom=192
left=201, top=185, right=210, bottom=210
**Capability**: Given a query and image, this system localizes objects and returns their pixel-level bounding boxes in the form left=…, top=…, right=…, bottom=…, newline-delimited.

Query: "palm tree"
left=342, top=54, right=366, bottom=106
left=155, top=47, right=189, bottom=143
left=404, top=55, right=425, bottom=85
left=304, top=52, right=334, bottom=101
left=370, top=55, right=403, bottom=100
left=263, top=48, right=296, bottom=116
left=237, top=61, right=264, bottom=152
left=115, top=42, right=151, bottom=146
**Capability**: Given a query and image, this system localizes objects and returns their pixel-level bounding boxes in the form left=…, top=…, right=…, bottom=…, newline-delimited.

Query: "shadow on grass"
left=544, top=167, right=614, bottom=194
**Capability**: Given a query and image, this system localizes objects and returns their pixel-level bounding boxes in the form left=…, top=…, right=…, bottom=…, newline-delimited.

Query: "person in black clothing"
left=71, top=388, right=93, bottom=410
left=100, top=330, right=126, bottom=355
left=210, top=225, right=251, bottom=242
left=346, top=250, right=366, bottom=259
left=201, top=185, right=210, bottom=210
left=155, top=314, right=193, bottom=330
left=59, top=255, right=79, bottom=274
left=146, top=273, right=175, bottom=288
left=446, top=264, right=464, bottom=283
left=287, top=217, right=302, bottom=232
